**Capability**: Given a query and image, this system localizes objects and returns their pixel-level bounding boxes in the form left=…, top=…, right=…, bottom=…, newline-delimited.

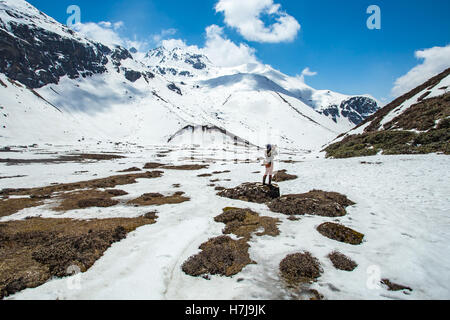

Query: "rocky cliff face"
left=319, top=96, right=379, bottom=126
left=0, top=0, right=152, bottom=88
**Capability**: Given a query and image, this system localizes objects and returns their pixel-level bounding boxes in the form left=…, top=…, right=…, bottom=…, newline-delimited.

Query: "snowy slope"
left=2, top=146, right=449, bottom=300
left=0, top=0, right=378, bottom=151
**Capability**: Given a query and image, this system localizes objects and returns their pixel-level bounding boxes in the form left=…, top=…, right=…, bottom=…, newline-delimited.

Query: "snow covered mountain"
left=324, top=68, right=450, bottom=158
left=0, top=0, right=379, bottom=150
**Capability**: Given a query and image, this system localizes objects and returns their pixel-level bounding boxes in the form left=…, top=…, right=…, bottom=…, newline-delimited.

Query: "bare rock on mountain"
left=268, top=190, right=355, bottom=217
left=217, top=183, right=280, bottom=204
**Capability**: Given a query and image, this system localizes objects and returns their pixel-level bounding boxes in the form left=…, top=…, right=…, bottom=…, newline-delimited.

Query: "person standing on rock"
left=263, top=144, right=278, bottom=186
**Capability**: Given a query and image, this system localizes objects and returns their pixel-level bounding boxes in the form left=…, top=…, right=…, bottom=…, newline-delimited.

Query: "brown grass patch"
left=0, top=216, right=157, bottom=299
left=53, top=189, right=128, bottom=211
left=268, top=190, right=355, bottom=217
left=0, top=171, right=163, bottom=199
left=381, top=279, right=412, bottom=292
left=217, top=182, right=280, bottom=204
left=143, top=162, right=165, bottom=169
left=162, top=164, right=209, bottom=170
left=279, top=252, right=323, bottom=286
left=273, top=170, right=298, bottom=182
left=181, top=236, right=254, bottom=277
left=0, top=153, right=125, bottom=165
left=128, top=191, right=190, bottom=206
left=118, top=167, right=141, bottom=173
left=0, top=198, right=44, bottom=218
left=214, top=207, right=280, bottom=241
left=317, top=222, right=364, bottom=245
left=328, top=251, right=358, bottom=271
left=198, top=173, right=213, bottom=177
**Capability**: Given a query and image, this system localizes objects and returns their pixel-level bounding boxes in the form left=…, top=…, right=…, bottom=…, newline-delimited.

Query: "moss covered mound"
left=268, top=190, right=355, bottom=217
left=273, top=170, right=298, bottom=182
left=328, top=251, right=358, bottom=271
left=279, top=252, right=322, bottom=286
left=214, top=207, right=280, bottom=240
left=217, top=182, right=280, bottom=204
left=128, top=191, right=190, bottom=206
left=181, top=236, right=254, bottom=277
left=317, top=222, right=364, bottom=245
left=0, top=216, right=157, bottom=299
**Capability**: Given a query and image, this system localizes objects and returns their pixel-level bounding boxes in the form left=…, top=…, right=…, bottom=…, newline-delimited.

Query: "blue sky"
left=28, top=0, right=450, bottom=103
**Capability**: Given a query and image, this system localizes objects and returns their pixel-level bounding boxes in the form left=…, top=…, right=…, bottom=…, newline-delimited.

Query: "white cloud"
left=161, top=25, right=259, bottom=68
left=215, top=0, right=300, bottom=43
left=73, top=21, right=150, bottom=52
left=74, top=21, right=125, bottom=47
left=152, top=28, right=177, bottom=43
left=392, top=44, right=450, bottom=97
left=298, top=67, right=317, bottom=82
left=203, top=25, right=258, bottom=67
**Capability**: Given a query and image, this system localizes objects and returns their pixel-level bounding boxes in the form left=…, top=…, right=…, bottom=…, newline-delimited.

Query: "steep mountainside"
left=324, top=68, right=450, bottom=158
left=0, top=0, right=379, bottom=150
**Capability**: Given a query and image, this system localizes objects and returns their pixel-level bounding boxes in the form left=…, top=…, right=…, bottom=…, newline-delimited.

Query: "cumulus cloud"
left=73, top=21, right=126, bottom=47
left=152, top=28, right=177, bottom=43
left=297, top=67, right=317, bottom=82
left=161, top=25, right=259, bottom=67
left=215, top=0, right=300, bottom=43
left=73, top=21, right=155, bottom=54
left=203, top=25, right=259, bottom=67
left=392, top=44, right=450, bottom=97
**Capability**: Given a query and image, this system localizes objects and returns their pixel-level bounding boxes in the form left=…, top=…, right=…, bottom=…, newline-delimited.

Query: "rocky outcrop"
left=319, top=96, right=379, bottom=125
left=217, top=183, right=280, bottom=204
left=167, top=83, right=182, bottom=95
left=267, top=190, right=355, bottom=217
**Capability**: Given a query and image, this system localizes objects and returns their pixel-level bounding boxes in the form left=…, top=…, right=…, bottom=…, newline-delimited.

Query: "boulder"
left=217, top=183, right=280, bottom=204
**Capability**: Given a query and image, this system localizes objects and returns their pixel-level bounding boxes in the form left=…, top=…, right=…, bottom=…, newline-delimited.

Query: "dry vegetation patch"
left=279, top=252, right=323, bottom=286
left=0, top=216, right=157, bottom=299
left=0, top=171, right=163, bottom=199
left=0, top=172, right=162, bottom=217
left=143, top=162, right=165, bottom=169
left=328, top=251, right=358, bottom=271
left=268, top=190, right=355, bottom=217
left=214, top=207, right=280, bottom=240
left=381, top=279, right=413, bottom=292
left=162, top=164, right=209, bottom=170
left=217, top=182, right=280, bottom=204
left=317, top=222, right=364, bottom=245
left=118, top=167, right=142, bottom=173
left=181, top=236, right=254, bottom=277
left=53, top=189, right=128, bottom=211
left=128, top=191, right=190, bottom=206
left=273, top=170, right=298, bottom=182
left=0, top=198, right=44, bottom=218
